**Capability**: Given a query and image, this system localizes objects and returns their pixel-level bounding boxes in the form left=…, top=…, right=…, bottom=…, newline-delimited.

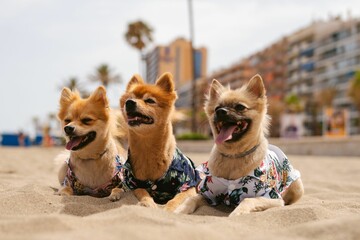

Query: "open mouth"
left=214, top=119, right=251, bottom=144
left=127, top=112, right=154, bottom=126
left=65, top=131, right=96, bottom=151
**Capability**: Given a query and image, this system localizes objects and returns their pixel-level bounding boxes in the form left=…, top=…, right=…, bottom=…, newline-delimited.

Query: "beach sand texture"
left=1, top=147, right=360, bottom=240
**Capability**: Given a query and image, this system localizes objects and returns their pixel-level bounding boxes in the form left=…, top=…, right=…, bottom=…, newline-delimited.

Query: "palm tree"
left=316, top=87, right=337, bottom=108
left=32, top=116, right=41, bottom=137
left=88, top=64, right=122, bottom=88
left=348, top=71, right=360, bottom=133
left=125, top=20, right=153, bottom=76
left=285, top=93, right=304, bottom=113
left=60, top=77, right=88, bottom=97
left=268, top=98, right=285, bottom=137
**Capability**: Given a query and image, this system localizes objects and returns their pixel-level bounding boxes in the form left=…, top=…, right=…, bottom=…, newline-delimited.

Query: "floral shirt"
left=62, top=155, right=123, bottom=198
left=119, top=148, right=200, bottom=204
left=197, top=145, right=301, bottom=206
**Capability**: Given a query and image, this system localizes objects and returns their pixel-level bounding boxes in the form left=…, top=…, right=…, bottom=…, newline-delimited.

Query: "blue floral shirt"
left=197, top=145, right=301, bottom=206
left=119, top=148, right=200, bottom=204
left=62, top=155, right=123, bottom=198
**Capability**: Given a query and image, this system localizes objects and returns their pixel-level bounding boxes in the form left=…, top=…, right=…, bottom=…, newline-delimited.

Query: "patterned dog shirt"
left=62, top=155, right=123, bottom=198
left=197, top=145, right=301, bottom=206
left=119, top=148, right=200, bottom=204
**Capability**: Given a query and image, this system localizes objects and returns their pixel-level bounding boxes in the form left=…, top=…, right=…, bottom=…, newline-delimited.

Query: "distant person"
left=18, top=131, right=25, bottom=146
left=42, top=125, right=53, bottom=147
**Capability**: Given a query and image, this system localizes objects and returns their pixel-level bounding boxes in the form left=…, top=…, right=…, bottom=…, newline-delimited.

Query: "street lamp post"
left=188, top=0, right=197, bottom=133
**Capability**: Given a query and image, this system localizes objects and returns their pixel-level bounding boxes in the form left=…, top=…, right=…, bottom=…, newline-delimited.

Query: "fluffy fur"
left=119, top=72, right=197, bottom=211
left=56, top=86, right=128, bottom=200
left=175, top=74, right=304, bottom=216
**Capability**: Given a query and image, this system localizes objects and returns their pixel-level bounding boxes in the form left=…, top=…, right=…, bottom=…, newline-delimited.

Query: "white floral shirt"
left=197, top=145, right=301, bottom=206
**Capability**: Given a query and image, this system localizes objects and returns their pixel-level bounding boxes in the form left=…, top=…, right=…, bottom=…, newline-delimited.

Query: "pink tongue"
left=65, top=137, right=83, bottom=150
left=215, top=125, right=237, bottom=144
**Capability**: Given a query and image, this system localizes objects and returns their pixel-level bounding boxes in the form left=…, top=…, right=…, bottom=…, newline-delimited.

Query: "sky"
left=1, top=0, right=360, bottom=136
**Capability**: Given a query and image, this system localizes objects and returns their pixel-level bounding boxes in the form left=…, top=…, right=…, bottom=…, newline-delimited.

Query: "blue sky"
left=1, top=0, right=359, bottom=136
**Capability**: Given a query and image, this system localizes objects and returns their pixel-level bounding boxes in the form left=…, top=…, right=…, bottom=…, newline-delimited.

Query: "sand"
left=1, top=146, right=360, bottom=240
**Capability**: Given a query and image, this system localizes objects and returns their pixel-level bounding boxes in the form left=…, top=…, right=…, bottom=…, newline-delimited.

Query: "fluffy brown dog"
left=55, top=86, right=127, bottom=200
left=119, top=72, right=200, bottom=211
left=176, top=74, right=304, bottom=216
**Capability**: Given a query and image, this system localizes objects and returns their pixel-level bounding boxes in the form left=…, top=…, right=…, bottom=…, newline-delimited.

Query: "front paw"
left=55, top=186, right=73, bottom=196
left=228, top=207, right=250, bottom=217
left=137, top=197, right=157, bottom=208
left=174, top=199, right=197, bottom=214
left=108, top=188, right=124, bottom=202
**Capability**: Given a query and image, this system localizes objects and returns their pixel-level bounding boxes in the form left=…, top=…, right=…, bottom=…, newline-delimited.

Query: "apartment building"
left=144, top=37, right=207, bottom=88
left=287, top=17, right=360, bottom=135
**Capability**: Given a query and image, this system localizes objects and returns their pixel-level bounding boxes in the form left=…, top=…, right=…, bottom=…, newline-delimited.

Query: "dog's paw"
left=108, top=188, right=124, bottom=202
left=55, top=186, right=73, bottom=196
left=137, top=198, right=157, bottom=209
left=163, top=201, right=180, bottom=212
left=228, top=208, right=251, bottom=217
left=174, top=200, right=197, bottom=214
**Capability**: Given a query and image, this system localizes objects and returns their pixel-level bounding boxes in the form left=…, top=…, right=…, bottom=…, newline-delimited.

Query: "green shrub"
left=176, top=132, right=209, bottom=140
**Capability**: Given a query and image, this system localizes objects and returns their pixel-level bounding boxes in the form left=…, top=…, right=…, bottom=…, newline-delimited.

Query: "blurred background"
left=1, top=0, right=360, bottom=146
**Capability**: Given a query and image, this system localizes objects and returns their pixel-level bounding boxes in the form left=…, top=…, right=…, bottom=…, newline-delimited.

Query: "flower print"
left=270, top=180, right=276, bottom=188
left=260, top=174, right=267, bottom=182
left=269, top=188, right=280, bottom=199
left=179, top=183, right=190, bottom=192
left=282, top=171, right=288, bottom=186
left=254, top=168, right=263, bottom=177
left=241, top=176, right=253, bottom=186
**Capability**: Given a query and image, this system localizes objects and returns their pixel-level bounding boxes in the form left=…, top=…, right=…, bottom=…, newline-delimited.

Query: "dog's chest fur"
left=70, top=148, right=117, bottom=188
left=128, top=129, right=175, bottom=182
left=208, top=143, right=267, bottom=180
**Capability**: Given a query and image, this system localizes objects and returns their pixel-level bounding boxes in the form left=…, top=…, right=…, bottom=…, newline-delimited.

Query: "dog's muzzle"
left=125, top=99, right=137, bottom=113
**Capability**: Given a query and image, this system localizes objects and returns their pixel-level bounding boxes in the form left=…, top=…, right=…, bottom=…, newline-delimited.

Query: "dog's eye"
left=144, top=98, right=156, bottom=104
left=64, top=119, right=71, bottom=124
left=81, top=118, right=93, bottom=125
left=235, top=104, right=246, bottom=111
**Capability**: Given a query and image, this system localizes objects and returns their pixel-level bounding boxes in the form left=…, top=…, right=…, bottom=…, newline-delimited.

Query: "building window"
left=194, top=50, right=202, bottom=79
left=320, top=48, right=337, bottom=60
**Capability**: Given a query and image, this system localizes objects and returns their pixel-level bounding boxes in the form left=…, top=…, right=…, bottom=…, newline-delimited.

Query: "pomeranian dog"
left=176, top=74, right=304, bottom=217
left=119, top=72, right=200, bottom=211
left=55, top=86, right=128, bottom=200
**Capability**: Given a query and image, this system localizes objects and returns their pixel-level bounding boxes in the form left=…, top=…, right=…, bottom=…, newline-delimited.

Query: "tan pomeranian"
left=55, top=86, right=128, bottom=200
left=175, top=74, right=304, bottom=217
left=118, top=72, right=200, bottom=211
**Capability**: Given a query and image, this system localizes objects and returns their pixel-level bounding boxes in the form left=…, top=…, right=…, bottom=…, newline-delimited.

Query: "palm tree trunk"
left=139, top=51, right=145, bottom=81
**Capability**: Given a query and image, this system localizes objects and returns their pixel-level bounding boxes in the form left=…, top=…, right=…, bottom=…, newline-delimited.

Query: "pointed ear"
left=60, top=87, right=74, bottom=105
left=155, top=72, right=174, bottom=92
left=246, top=74, right=266, bottom=98
left=126, top=74, right=144, bottom=92
left=209, top=79, right=225, bottom=101
left=89, top=86, right=108, bottom=107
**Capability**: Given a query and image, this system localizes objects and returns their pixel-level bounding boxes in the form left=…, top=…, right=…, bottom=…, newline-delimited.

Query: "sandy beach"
left=1, top=146, right=360, bottom=240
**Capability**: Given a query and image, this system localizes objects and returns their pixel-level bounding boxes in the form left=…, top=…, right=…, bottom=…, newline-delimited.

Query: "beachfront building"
left=314, top=18, right=360, bottom=135
left=144, top=37, right=207, bottom=88
left=287, top=17, right=360, bottom=135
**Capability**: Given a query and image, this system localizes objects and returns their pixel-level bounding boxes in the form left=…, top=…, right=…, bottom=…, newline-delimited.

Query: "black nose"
left=215, top=108, right=228, bottom=118
left=125, top=99, right=137, bottom=112
left=64, top=126, right=75, bottom=135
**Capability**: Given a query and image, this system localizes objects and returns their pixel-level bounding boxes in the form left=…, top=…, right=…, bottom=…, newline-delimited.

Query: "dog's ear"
left=58, top=87, right=78, bottom=120
left=156, top=72, right=174, bottom=92
left=246, top=74, right=266, bottom=98
left=126, top=74, right=144, bottom=92
left=89, top=86, right=109, bottom=107
left=209, top=79, right=225, bottom=100
left=60, top=87, right=75, bottom=105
